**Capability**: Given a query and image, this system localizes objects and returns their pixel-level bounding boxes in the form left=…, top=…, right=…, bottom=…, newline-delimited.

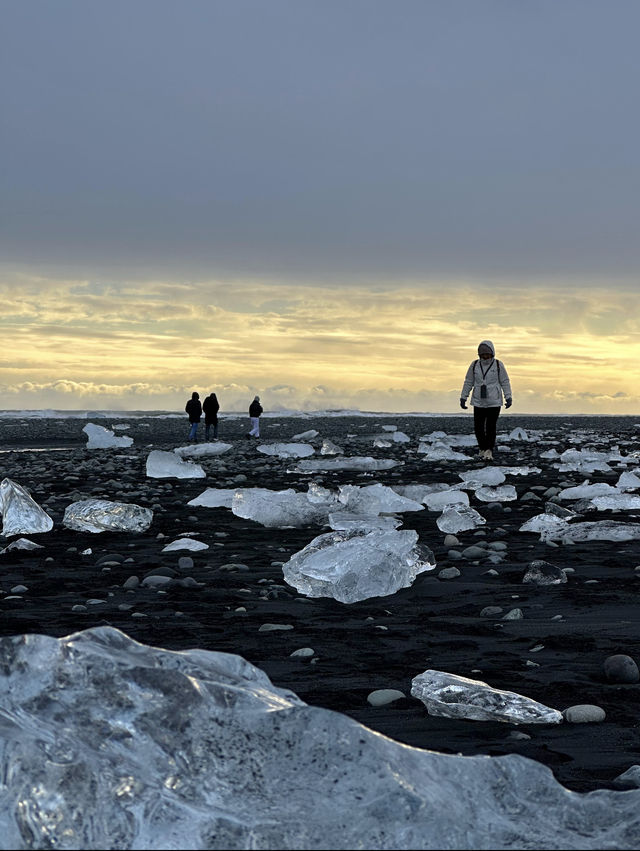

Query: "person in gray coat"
left=460, top=340, right=512, bottom=460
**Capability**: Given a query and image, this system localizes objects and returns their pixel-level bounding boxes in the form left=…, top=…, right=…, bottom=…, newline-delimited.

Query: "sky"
left=2, top=0, right=640, bottom=414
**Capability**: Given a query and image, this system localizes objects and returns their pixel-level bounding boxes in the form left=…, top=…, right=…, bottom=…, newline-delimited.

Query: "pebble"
left=480, top=606, right=503, bottom=617
left=447, top=550, right=462, bottom=560
left=10, top=585, right=28, bottom=594
left=563, top=704, right=606, bottom=723
left=443, top=534, right=460, bottom=547
left=123, top=576, right=140, bottom=590
left=71, top=604, right=87, bottom=612
left=438, top=567, right=461, bottom=579
left=142, top=575, right=173, bottom=587
left=461, top=545, right=487, bottom=560
left=177, top=556, right=194, bottom=570
left=290, top=647, right=315, bottom=658
left=366, top=689, right=406, bottom=707
left=502, top=608, right=523, bottom=620
left=258, top=623, right=294, bottom=632
left=603, top=654, right=640, bottom=684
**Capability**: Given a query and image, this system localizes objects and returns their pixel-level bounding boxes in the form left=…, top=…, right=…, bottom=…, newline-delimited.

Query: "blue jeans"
left=188, top=422, right=199, bottom=440
left=205, top=423, right=218, bottom=440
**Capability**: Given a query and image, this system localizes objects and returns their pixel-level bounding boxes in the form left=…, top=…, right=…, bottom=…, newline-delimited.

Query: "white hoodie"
left=460, top=340, right=512, bottom=408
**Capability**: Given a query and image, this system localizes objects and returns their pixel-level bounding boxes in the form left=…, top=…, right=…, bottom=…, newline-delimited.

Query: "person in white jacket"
left=460, top=340, right=512, bottom=460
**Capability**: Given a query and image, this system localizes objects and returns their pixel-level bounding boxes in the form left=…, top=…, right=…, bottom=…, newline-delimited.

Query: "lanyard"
left=479, top=359, right=494, bottom=380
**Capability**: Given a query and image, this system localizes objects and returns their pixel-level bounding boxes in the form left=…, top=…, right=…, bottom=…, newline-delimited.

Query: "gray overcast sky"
left=2, top=0, right=639, bottom=283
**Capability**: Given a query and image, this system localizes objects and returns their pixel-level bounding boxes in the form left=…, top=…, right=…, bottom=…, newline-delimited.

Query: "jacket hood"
left=478, top=340, right=495, bottom=357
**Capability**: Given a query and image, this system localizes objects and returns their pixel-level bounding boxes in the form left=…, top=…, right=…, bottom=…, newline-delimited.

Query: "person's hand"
left=505, top=398, right=512, bottom=408
left=460, top=399, right=468, bottom=410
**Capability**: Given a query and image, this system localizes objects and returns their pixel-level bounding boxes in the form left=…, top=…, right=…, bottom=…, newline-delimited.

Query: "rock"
left=443, top=534, right=460, bottom=547
left=367, top=689, right=406, bottom=707
left=502, top=608, right=523, bottom=620
left=563, top=705, right=606, bottom=723
left=177, top=556, right=194, bottom=571
left=123, top=576, right=140, bottom=590
left=480, top=606, right=503, bottom=617
left=603, top=654, right=640, bottom=684
left=438, top=567, right=461, bottom=580
left=258, top=624, right=294, bottom=632
left=461, top=545, right=487, bottom=560
left=289, top=648, right=315, bottom=658
left=522, top=560, right=567, bottom=585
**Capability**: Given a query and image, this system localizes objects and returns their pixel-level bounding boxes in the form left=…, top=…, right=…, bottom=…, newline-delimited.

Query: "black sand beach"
left=1, top=413, right=640, bottom=795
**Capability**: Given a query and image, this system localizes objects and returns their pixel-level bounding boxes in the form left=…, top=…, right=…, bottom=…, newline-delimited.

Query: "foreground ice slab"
left=146, top=450, right=206, bottom=479
left=436, top=505, right=486, bottom=534
left=337, top=483, right=423, bottom=515
left=82, top=423, right=134, bottom=449
left=187, top=487, right=237, bottom=508
left=63, top=499, right=153, bottom=533
left=0, top=478, right=54, bottom=537
left=1, top=627, right=638, bottom=850
left=294, top=456, right=399, bottom=472
left=475, top=484, right=518, bottom=502
left=283, top=528, right=435, bottom=602
left=411, top=670, right=563, bottom=725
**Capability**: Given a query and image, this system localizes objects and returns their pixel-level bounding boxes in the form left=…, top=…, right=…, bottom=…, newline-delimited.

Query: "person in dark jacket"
left=202, top=392, right=220, bottom=441
left=247, top=395, right=263, bottom=438
left=460, top=340, right=512, bottom=461
left=185, top=391, right=202, bottom=441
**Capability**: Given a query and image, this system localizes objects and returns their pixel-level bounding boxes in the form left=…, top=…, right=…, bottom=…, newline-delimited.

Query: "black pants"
left=473, top=406, right=500, bottom=450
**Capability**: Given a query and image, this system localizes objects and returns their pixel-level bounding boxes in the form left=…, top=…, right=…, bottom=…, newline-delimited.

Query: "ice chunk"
left=0, top=478, right=54, bottom=537
left=174, top=442, right=232, bottom=458
left=417, top=442, right=470, bottom=461
left=232, top=488, right=336, bottom=528
left=519, top=512, right=569, bottom=540
left=257, top=443, right=315, bottom=458
left=458, top=467, right=506, bottom=487
left=146, top=450, right=206, bottom=479
left=292, top=429, right=319, bottom=440
left=436, top=506, right=486, bottom=534
left=327, top=513, right=402, bottom=532
left=373, top=438, right=392, bottom=448
left=393, top=483, right=451, bottom=503
left=337, top=483, right=424, bottom=515
left=320, top=439, right=343, bottom=455
left=0, top=537, right=44, bottom=554
left=474, top=485, right=518, bottom=502
left=0, top=626, right=638, bottom=849
left=82, top=423, right=134, bottom=449
left=499, top=466, right=542, bottom=476
left=558, top=521, right=640, bottom=543
left=540, top=448, right=560, bottom=459
left=557, top=482, right=617, bottom=500
left=423, top=489, right=470, bottom=511
left=591, top=494, right=640, bottom=511
left=63, top=499, right=153, bottom=533
left=381, top=425, right=397, bottom=431
left=389, top=431, right=410, bottom=443
left=161, top=538, right=209, bottom=552
left=616, top=471, right=640, bottom=491
left=411, top=670, right=562, bottom=725
left=523, top=561, right=567, bottom=585
left=283, top=528, right=435, bottom=603
left=293, top=457, right=400, bottom=472
left=419, top=432, right=477, bottom=447
left=504, top=427, right=535, bottom=442
left=187, top=488, right=237, bottom=508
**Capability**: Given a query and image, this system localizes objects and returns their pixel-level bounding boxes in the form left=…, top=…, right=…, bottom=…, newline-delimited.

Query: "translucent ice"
left=63, top=499, right=153, bottom=533
left=458, top=467, right=506, bottom=487
left=294, top=456, right=399, bottom=472
left=393, top=483, right=451, bottom=503
left=557, top=521, right=640, bottom=543
left=174, top=442, right=232, bottom=458
left=161, top=538, right=209, bottom=552
left=337, top=483, right=424, bottom=515
left=257, top=443, right=315, bottom=458
left=232, top=487, right=336, bottom=528
left=82, top=423, right=133, bottom=449
left=292, top=429, right=319, bottom=440
left=591, top=494, right=640, bottom=511
left=475, top=485, right=518, bottom=502
left=1, top=627, right=638, bottom=849
left=417, top=442, right=470, bottom=461
left=187, top=488, right=237, bottom=508
left=411, top=670, right=563, bottom=724
left=519, top=512, right=569, bottom=541
left=327, top=512, right=402, bottom=532
left=283, top=528, right=435, bottom=603
left=320, top=438, right=343, bottom=455
left=616, top=470, right=640, bottom=491
left=146, top=450, right=206, bottom=479
left=0, top=478, right=54, bottom=537
left=557, top=482, right=618, bottom=500
left=436, top=505, right=486, bottom=534
left=0, top=537, right=44, bottom=554
left=423, top=489, right=470, bottom=511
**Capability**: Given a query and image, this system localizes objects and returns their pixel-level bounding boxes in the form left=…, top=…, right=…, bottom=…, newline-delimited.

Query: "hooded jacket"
left=185, top=393, right=202, bottom=423
left=202, top=393, right=220, bottom=423
left=461, top=340, right=512, bottom=408
left=249, top=398, right=263, bottom=418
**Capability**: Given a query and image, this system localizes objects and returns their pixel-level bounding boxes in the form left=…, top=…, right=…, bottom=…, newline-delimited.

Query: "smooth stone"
left=563, top=704, right=606, bottom=723
left=142, top=575, right=173, bottom=587
left=367, top=689, right=406, bottom=707
left=603, top=654, right=640, bottom=684
left=447, top=550, right=463, bottom=560
left=71, top=604, right=87, bottom=612
left=10, top=585, right=28, bottom=594
left=443, top=535, right=460, bottom=547
left=438, top=567, right=461, bottom=580
left=290, top=647, right=315, bottom=658
left=258, top=623, right=294, bottom=632
left=177, top=556, right=194, bottom=570
left=123, top=576, right=140, bottom=590
left=480, top=606, right=503, bottom=617
left=461, top=546, right=487, bottom=560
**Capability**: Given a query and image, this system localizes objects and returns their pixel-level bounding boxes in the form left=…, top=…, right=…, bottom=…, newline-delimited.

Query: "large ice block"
left=63, top=499, right=153, bottom=533
left=337, top=483, right=424, bottom=515
left=257, top=443, right=315, bottom=458
left=0, top=478, right=54, bottom=537
left=232, top=487, right=335, bottom=528
left=82, top=423, right=134, bottom=449
left=146, top=450, right=206, bottom=479
left=174, top=442, right=232, bottom=458
left=282, top=528, right=435, bottom=603
left=436, top=506, right=486, bottom=534
left=294, top=456, right=399, bottom=472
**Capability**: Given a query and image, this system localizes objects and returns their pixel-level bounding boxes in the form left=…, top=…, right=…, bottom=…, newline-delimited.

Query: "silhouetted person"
left=185, top=391, right=202, bottom=441
left=202, top=392, right=220, bottom=441
left=247, top=395, right=263, bottom=439
left=460, top=340, right=512, bottom=461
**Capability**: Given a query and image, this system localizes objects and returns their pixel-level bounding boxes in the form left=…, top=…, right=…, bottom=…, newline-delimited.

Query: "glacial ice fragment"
left=423, top=489, right=469, bottom=511
left=0, top=478, right=54, bottom=537
left=590, top=494, right=640, bottom=511
left=82, top=423, right=134, bottom=449
left=161, top=538, right=209, bottom=552
left=0, top=626, right=638, bottom=850
left=174, top=442, right=232, bottom=458
left=257, top=443, right=315, bottom=458
left=411, top=670, right=563, bottom=724
left=554, top=521, right=640, bottom=543
left=436, top=506, right=486, bottom=534
left=292, top=429, right=319, bottom=440
left=232, top=487, right=336, bottom=528
left=282, top=528, right=435, bottom=603
left=0, top=537, right=44, bottom=554
left=146, top=450, right=206, bottom=479
left=557, top=482, right=617, bottom=500
left=458, top=467, right=506, bottom=487
left=320, top=439, right=343, bottom=455
left=187, top=488, right=237, bottom=508
left=293, top=456, right=399, bottom=472
left=474, top=485, right=518, bottom=502
left=616, top=471, right=640, bottom=491
left=337, top=483, right=423, bottom=515
left=417, top=442, right=470, bottom=461
left=327, top=513, right=402, bottom=532
left=63, top=499, right=153, bottom=533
